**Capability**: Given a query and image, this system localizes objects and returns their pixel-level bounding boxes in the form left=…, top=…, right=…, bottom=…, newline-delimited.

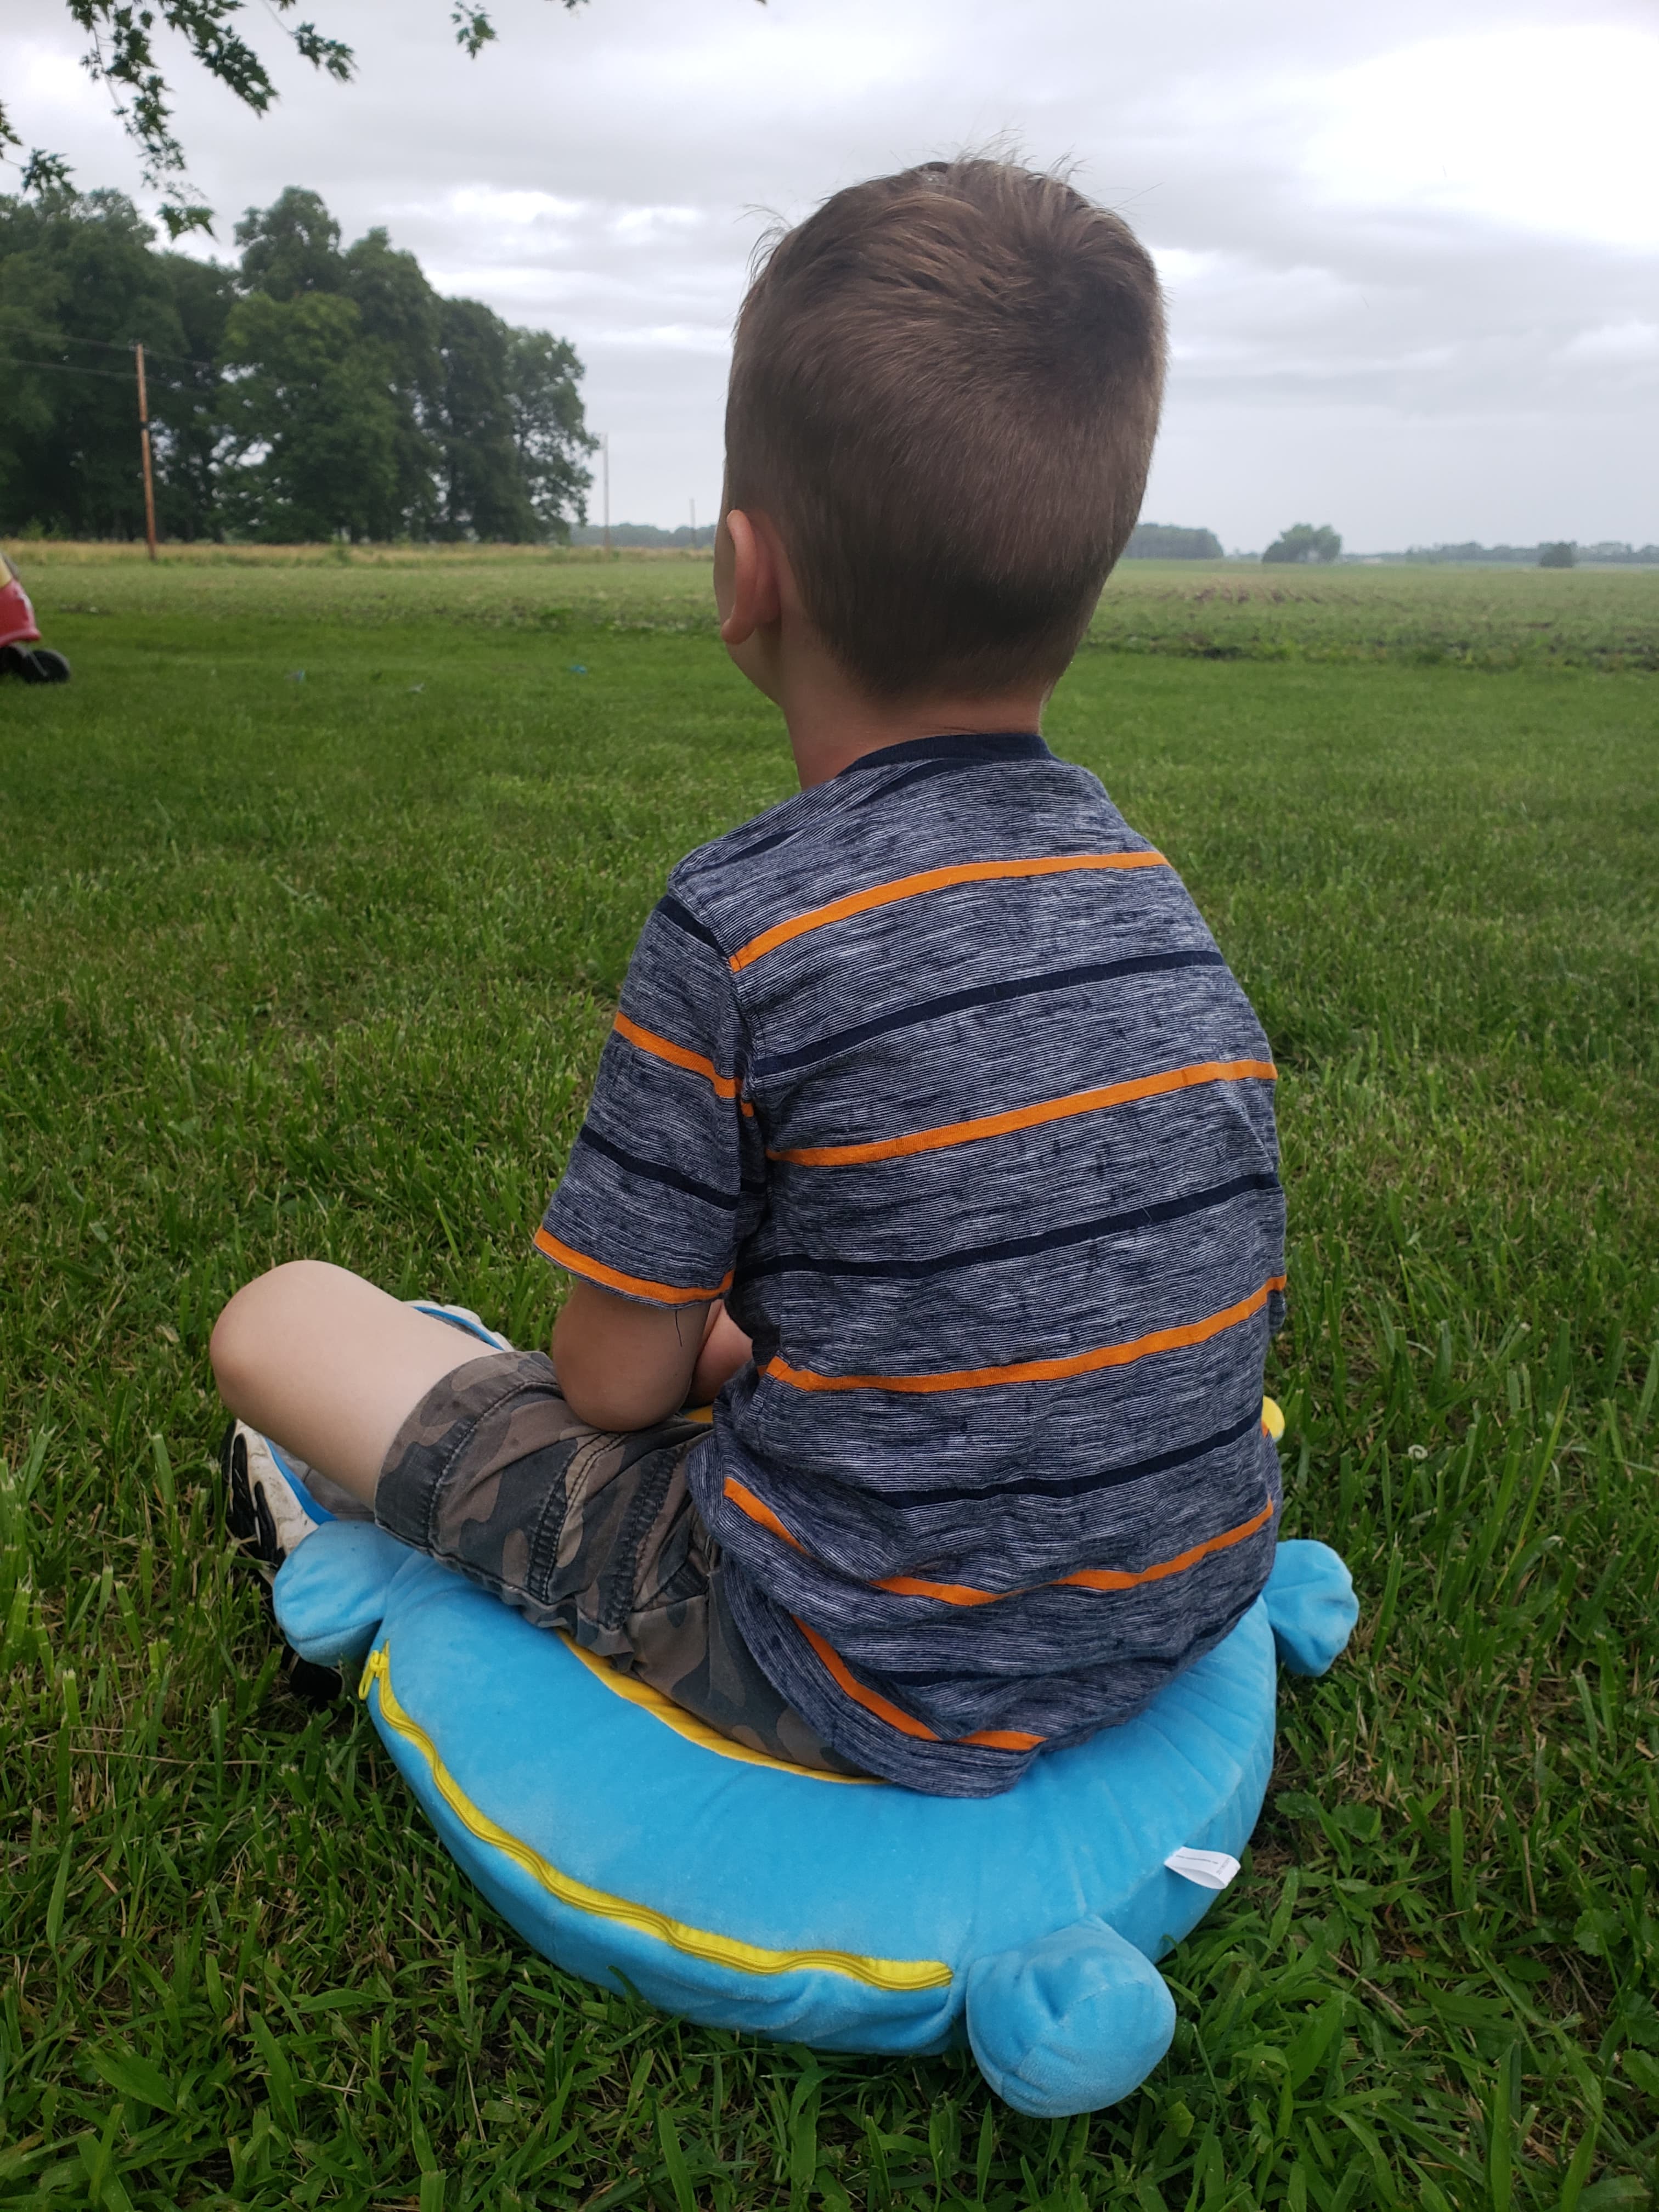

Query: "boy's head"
left=725, top=158, right=1165, bottom=704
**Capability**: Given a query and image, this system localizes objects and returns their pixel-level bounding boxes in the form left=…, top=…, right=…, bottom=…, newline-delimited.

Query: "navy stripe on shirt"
left=744, top=1169, right=1279, bottom=1281
left=723, top=822, right=805, bottom=864
left=873, top=1400, right=1269, bottom=1513
left=575, top=1125, right=741, bottom=1212
left=749, top=948, right=1226, bottom=1079
left=654, top=895, right=724, bottom=952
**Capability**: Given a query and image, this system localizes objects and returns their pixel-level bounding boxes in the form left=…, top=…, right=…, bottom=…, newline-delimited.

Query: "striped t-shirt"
left=539, top=730, right=1285, bottom=1795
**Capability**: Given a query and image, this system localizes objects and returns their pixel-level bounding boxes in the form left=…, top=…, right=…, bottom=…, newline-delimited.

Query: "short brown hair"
left=726, top=159, right=1166, bottom=700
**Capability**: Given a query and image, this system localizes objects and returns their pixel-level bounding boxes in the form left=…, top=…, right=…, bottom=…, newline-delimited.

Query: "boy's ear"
left=718, top=507, right=784, bottom=647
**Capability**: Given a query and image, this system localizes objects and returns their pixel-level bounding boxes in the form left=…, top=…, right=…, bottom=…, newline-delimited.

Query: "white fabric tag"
left=1164, top=1846, right=1241, bottom=1891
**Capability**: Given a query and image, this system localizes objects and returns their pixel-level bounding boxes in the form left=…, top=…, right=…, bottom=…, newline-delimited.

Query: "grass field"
left=2, top=548, right=1657, bottom=2210
left=17, top=541, right=1658, bottom=670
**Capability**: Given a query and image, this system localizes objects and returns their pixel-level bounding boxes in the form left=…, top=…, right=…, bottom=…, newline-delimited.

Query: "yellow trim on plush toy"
left=358, top=1645, right=949, bottom=1991
left=556, top=1635, right=883, bottom=1784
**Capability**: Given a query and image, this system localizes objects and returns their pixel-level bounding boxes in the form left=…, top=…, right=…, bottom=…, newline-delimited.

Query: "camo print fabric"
left=375, top=1348, right=862, bottom=1775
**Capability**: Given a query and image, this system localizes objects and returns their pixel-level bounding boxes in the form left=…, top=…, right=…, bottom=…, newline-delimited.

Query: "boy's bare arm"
left=552, top=1282, right=753, bottom=1430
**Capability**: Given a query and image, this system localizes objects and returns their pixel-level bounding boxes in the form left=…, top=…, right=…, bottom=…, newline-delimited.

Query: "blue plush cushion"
left=275, top=1532, right=1355, bottom=2115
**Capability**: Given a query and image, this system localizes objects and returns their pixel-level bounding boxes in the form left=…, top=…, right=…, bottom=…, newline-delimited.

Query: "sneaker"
left=409, top=1298, right=512, bottom=1351
left=221, top=1421, right=338, bottom=1581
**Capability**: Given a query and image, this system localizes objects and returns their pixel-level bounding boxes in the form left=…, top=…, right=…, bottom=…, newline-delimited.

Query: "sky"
left=13, top=0, right=1659, bottom=549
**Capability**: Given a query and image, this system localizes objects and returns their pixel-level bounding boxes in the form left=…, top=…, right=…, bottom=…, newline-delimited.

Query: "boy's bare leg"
left=211, top=1260, right=497, bottom=1510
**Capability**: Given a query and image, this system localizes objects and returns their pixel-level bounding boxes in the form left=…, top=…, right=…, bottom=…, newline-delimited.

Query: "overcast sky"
left=15, top=0, right=1658, bottom=547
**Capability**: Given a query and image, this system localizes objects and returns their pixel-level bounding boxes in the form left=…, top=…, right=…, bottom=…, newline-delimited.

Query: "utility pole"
left=690, top=496, right=696, bottom=546
left=134, top=342, right=158, bottom=561
left=602, top=433, right=611, bottom=556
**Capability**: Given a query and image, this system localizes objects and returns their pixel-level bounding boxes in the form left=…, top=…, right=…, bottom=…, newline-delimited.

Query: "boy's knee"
left=210, top=1260, right=330, bottom=1405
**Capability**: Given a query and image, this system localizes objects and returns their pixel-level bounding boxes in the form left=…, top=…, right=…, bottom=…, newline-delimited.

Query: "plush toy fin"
left=964, top=1916, right=1177, bottom=2117
left=273, top=1521, right=411, bottom=1669
left=1263, top=1539, right=1359, bottom=1677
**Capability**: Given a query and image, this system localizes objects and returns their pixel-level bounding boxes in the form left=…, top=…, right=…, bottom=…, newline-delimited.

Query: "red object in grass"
left=0, top=552, right=71, bottom=681
left=0, top=554, right=42, bottom=652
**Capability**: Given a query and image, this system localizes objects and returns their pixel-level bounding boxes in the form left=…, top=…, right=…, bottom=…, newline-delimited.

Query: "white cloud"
left=8, top=0, right=1657, bottom=539
left=446, top=188, right=586, bottom=229
left=1304, top=27, right=1659, bottom=252
left=1558, top=320, right=1659, bottom=364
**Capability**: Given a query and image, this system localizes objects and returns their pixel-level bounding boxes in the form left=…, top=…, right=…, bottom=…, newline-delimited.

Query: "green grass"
left=2, top=550, right=1657, bottom=2210
left=15, top=542, right=1659, bottom=669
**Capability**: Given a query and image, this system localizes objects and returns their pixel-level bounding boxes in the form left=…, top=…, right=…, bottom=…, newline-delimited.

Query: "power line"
left=0, top=317, right=216, bottom=371
left=0, top=351, right=198, bottom=389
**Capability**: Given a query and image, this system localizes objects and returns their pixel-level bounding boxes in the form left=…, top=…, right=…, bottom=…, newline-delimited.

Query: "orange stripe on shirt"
left=768, top=1058, right=1277, bottom=1169
left=872, top=1575, right=1002, bottom=1606
left=874, top=1496, right=1275, bottom=1607
left=764, top=1275, right=1286, bottom=1396
left=533, top=1226, right=731, bottom=1307
left=1056, top=1496, right=1277, bottom=1592
left=728, top=852, right=1169, bottom=974
left=612, top=1010, right=743, bottom=1101
left=795, top=1619, right=1045, bottom=1751
left=731, top=1471, right=1273, bottom=1611
left=794, top=1617, right=940, bottom=1741
left=723, top=1476, right=806, bottom=1553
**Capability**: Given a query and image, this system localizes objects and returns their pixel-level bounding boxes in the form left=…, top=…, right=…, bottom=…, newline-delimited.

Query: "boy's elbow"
left=556, top=1362, right=682, bottom=1434
left=551, top=1283, right=697, bottom=1432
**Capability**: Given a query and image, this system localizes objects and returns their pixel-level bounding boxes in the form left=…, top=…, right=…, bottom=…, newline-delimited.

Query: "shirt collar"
left=832, top=729, right=1052, bottom=777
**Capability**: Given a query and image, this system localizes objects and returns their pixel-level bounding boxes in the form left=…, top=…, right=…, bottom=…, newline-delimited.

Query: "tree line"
left=1122, top=523, right=1223, bottom=560
left=1406, top=541, right=1658, bottom=567
left=0, top=187, right=595, bottom=543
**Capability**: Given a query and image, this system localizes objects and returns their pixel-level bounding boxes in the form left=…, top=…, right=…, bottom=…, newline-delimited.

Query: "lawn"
left=2, top=549, right=1657, bottom=2211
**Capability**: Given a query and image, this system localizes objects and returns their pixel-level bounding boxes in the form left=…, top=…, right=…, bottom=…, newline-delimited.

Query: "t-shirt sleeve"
left=537, top=891, right=760, bottom=1306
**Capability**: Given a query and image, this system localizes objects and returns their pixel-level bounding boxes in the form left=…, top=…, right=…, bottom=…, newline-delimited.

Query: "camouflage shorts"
left=375, top=1348, right=861, bottom=1776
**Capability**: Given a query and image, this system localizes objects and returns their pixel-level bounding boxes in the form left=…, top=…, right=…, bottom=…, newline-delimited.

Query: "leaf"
left=1573, top=1910, right=1619, bottom=1958
left=45, top=1839, right=71, bottom=1946
left=656, top=2107, right=695, bottom=2212
left=1577, top=2183, right=1649, bottom=2211
left=1558, top=2128, right=1600, bottom=2212
left=1487, top=2048, right=1513, bottom=2212
left=89, top=2051, right=175, bottom=2113
left=246, top=2010, right=297, bottom=2128
left=1285, top=1997, right=1345, bottom=2091
left=1275, top=1791, right=1324, bottom=1821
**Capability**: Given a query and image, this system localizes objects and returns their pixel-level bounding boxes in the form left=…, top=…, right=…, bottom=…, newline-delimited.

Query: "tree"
left=507, top=329, right=596, bottom=540
left=0, top=184, right=592, bottom=540
left=1122, top=523, right=1223, bottom=560
left=1, top=3, right=592, bottom=239
left=437, top=298, right=538, bottom=541
left=1537, top=541, right=1576, bottom=568
left=1263, top=523, right=1341, bottom=565
left=342, top=229, right=446, bottom=539
left=215, top=290, right=402, bottom=540
left=0, top=185, right=230, bottom=538
left=233, top=186, right=345, bottom=301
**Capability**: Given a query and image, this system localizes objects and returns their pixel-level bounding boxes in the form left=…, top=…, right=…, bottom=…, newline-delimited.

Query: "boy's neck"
left=780, top=664, right=1051, bottom=791
left=712, top=503, right=1052, bottom=787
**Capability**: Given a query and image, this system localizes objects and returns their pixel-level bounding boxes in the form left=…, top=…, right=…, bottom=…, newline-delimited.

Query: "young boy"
left=212, top=158, right=1285, bottom=1798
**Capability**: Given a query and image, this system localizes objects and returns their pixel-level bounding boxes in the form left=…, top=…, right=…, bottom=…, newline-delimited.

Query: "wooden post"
left=134, top=342, right=158, bottom=562
left=602, top=433, right=611, bottom=556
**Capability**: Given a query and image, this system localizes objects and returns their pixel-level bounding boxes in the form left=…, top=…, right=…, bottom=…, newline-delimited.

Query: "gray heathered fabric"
left=541, top=732, right=1285, bottom=1795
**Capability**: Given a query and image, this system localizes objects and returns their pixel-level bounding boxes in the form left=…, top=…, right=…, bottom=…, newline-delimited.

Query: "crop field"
left=19, top=541, right=1658, bottom=670
left=2, top=546, right=1657, bottom=2210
